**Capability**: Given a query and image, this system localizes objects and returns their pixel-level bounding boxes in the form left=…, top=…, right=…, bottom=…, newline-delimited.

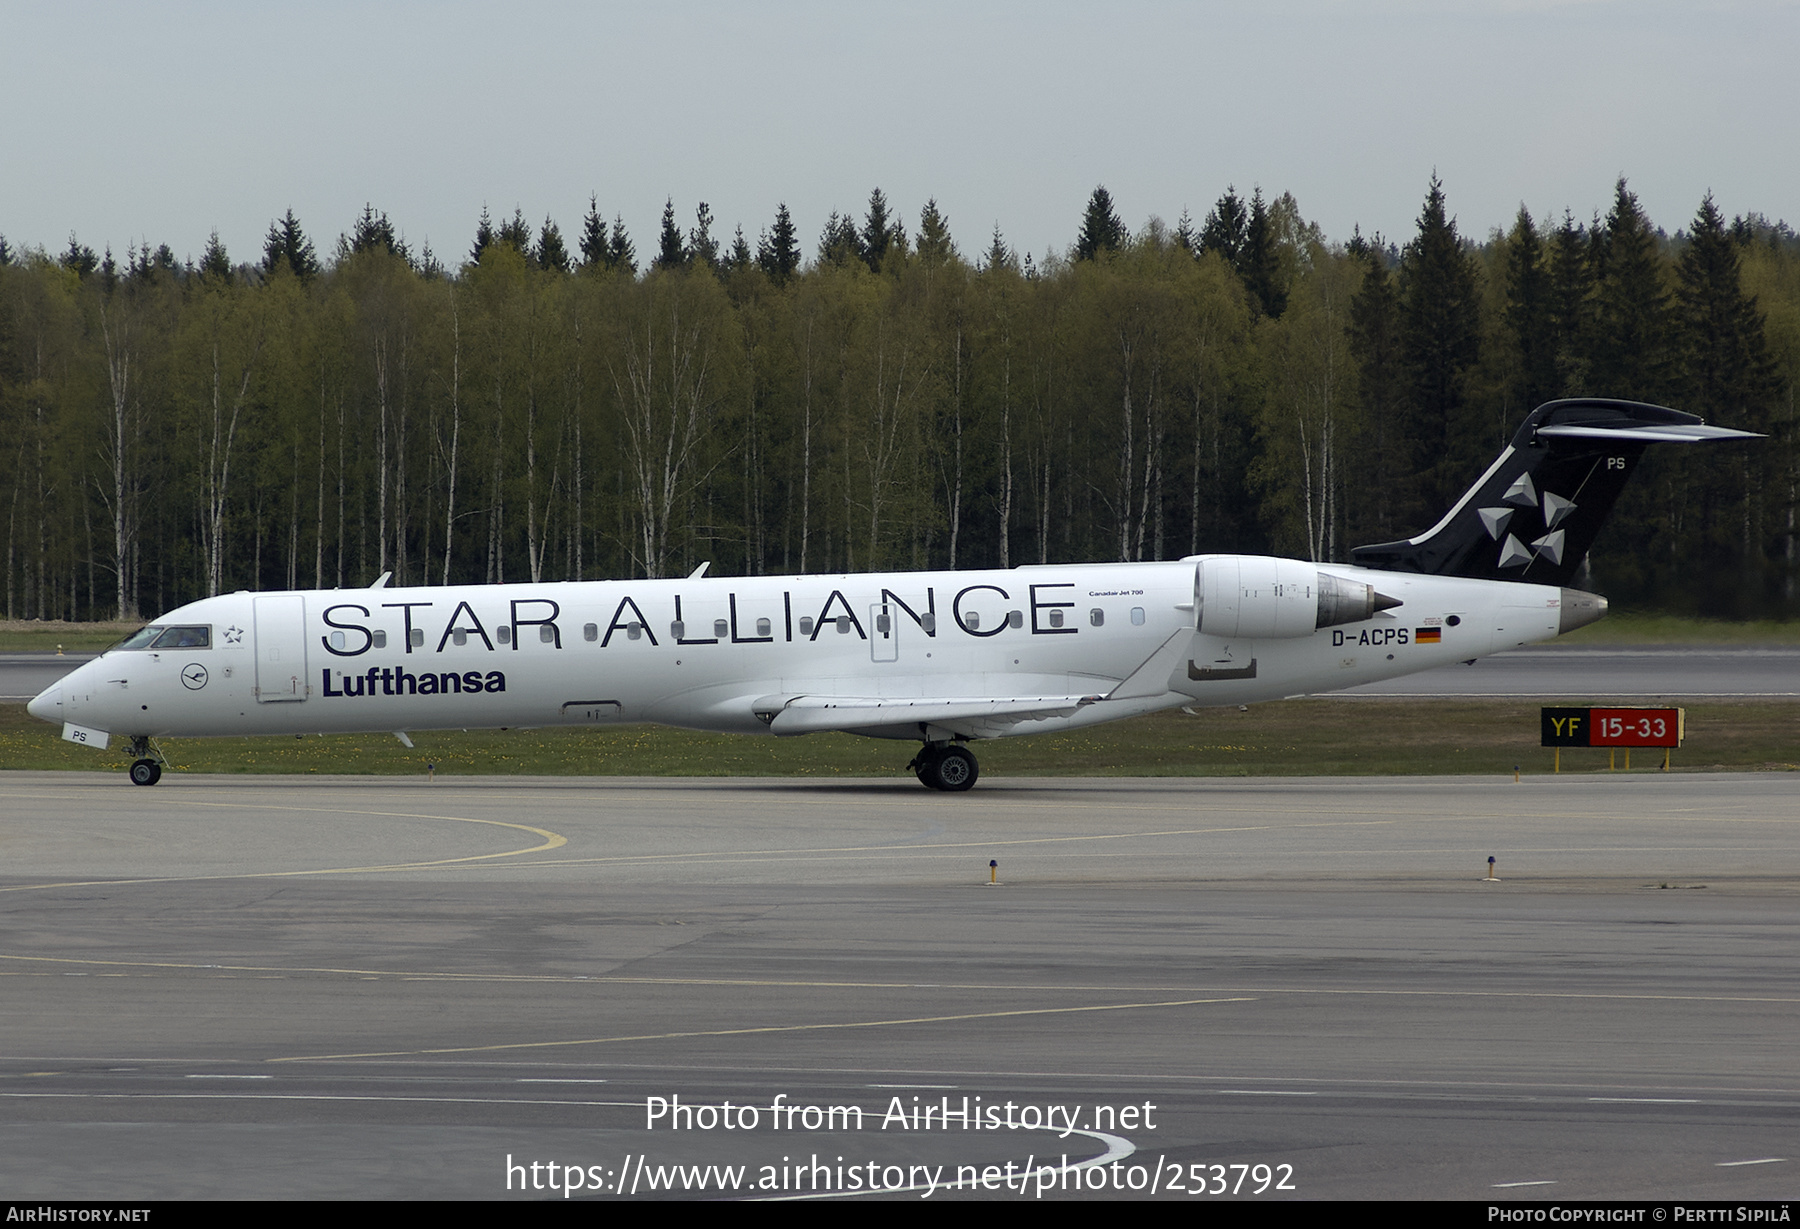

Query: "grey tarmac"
left=2, top=771, right=1797, bottom=1200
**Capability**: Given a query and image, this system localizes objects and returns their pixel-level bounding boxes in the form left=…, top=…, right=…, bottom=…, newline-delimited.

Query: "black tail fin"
left=1351, top=399, right=1758, bottom=586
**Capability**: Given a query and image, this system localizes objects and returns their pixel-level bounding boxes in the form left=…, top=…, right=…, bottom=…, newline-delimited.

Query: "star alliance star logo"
left=223, top=625, right=245, bottom=644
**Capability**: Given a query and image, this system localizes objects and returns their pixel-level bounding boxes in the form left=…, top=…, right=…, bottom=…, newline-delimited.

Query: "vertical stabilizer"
left=1350, top=399, right=1758, bottom=586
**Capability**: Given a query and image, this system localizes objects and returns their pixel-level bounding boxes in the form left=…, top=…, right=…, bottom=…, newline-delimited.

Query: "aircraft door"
left=870, top=603, right=898, bottom=663
left=254, top=595, right=309, bottom=702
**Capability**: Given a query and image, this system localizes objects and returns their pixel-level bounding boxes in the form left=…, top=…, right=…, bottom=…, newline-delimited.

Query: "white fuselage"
left=30, top=557, right=1573, bottom=749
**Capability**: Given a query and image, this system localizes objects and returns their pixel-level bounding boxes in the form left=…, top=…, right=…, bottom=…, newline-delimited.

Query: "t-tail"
left=1351, top=399, right=1759, bottom=590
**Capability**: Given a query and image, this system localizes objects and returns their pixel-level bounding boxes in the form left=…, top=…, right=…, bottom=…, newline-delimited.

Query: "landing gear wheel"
left=913, top=744, right=977, bottom=792
left=913, top=744, right=941, bottom=787
left=933, top=745, right=977, bottom=791
left=129, top=758, right=162, bottom=787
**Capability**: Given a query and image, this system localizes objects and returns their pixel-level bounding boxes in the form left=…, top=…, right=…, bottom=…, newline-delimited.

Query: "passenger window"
left=875, top=614, right=891, bottom=634
left=1090, top=608, right=1104, bottom=627
left=756, top=617, right=772, bottom=637
left=497, top=626, right=512, bottom=644
left=410, top=628, right=424, bottom=647
left=1007, top=611, right=1023, bottom=629
left=583, top=623, right=598, bottom=642
left=540, top=625, right=556, bottom=643
left=452, top=629, right=468, bottom=647
left=627, top=622, right=643, bottom=641
left=1048, top=609, right=1064, bottom=628
left=713, top=619, right=730, bottom=638
left=836, top=615, right=852, bottom=634
left=799, top=617, right=815, bottom=636
left=372, top=630, right=387, bottom=649
left=965, top=611, right=980, bottom=631
left=1131, top=607, right=1146, bottom=625
left=671, top=620, right=686, bottom=640
left=921, top=612, right=936, bottom=635
left=329, top=630, right=346, bottom=651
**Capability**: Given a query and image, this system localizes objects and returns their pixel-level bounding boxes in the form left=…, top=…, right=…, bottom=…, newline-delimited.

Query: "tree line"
left=1, top=177, right=1794, bottom=624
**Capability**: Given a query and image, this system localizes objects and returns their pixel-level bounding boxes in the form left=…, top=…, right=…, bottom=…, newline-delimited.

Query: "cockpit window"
left=149, top=625, right=211, bottom=649
left=112, top=626, right=164, bottom=651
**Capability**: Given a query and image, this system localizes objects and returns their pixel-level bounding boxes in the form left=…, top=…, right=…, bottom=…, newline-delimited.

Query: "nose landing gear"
left=910, top=742, right=979, bottom=791
left=125, top=736, right=166, bottom=786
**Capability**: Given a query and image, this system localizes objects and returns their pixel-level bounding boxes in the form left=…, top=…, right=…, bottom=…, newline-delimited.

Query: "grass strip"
left=4, top=698, right=1794, bottom=779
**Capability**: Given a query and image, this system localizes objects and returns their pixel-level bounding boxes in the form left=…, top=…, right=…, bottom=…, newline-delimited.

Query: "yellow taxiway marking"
left=0, top=801, right=565, bottom=894
left=477, top=818, right=1398, bottom=871
left=272, top=997, right=1259, bottom=1062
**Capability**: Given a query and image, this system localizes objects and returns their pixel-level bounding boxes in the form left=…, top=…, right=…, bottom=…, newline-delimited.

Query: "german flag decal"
left=1415, top=627, right=1442, bottom=644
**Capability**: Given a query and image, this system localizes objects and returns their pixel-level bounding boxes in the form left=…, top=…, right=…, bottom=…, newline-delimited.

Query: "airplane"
left=27, top=398, right=1756, bottom=790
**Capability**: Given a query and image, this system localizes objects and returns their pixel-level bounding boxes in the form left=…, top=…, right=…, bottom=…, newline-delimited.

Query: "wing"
left=752, top=693, right=1103, bottom=739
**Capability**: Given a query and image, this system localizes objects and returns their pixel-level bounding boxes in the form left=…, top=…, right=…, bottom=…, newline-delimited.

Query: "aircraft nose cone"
left=26, top=681, right=61, bottom=724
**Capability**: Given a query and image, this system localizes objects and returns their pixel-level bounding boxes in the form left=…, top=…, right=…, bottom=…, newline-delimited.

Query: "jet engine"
left=1193, top=557, right=1399, bottom=638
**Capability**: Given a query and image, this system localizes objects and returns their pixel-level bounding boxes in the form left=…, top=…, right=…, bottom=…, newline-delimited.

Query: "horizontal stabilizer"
left=1533, top=423, right=1761, bottom=443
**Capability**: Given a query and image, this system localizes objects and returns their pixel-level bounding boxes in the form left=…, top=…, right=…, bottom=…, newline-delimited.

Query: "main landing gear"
left=911, top=742, right=979, bottom=792
left=126, top=736, right=165, bottom=786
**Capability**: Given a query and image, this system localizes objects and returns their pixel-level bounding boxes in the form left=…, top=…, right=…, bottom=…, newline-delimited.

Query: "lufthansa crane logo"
left=181, top=663, right=209, bottom=690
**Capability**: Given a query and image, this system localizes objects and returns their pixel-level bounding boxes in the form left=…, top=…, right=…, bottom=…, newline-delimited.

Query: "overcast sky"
left=5, top=0, right=1795, bottom=269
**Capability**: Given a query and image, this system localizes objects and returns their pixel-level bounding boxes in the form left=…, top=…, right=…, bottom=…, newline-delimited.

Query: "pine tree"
left=1239, top=188, right=1285, bottom=317
left=417, top=241, right=444, bottom=280
left=261, top=220, right=285, bottom=275
left=0, top=234, right=11, bottom=265
left=61, top=234, right=99, bottom=278
left=1199, top=187, right=1247, bottom=265
left=496, top=208, right=532, bottom=253
left=136, top=243, right=178, bottom=280
left=757, top=203, right=801, bottom=283
left=1589, top=180, right=1671, bottom=402
left=861, top=187, right=905, bottom=271
left=351, top=204, right=407, bottom=259
left=126, top=243, right=171, bottom=280
left=817, top=211, right=862, bottom=267
left=1547, top=211, right=1594, bottom=395
left=1397, top=176, right=1481, bottom=519
left=535, top=217, right=570, bottom=272
left=579, top=195, right=609, bottom=269
left=1669, top=193, right=1786, bottom=606
left=1174, top=208, right=1197, bottom=254
left=656, top=198, right=688, bottom=270
left=983, top=224, right=1017, bottom=273
left=1346, top=231, right=1404, bottom=541
left=1075, top=186, right=1127, bottom=260
left=727, top=225, right=753, bottom=272
left=262, top=208, right=320, bottom=281
left=689, top=202, right=719, bottom=272
left=608, top=217, right=637, bottom=274
left=1676, top=193, right=1780, bottom=423
left=1504, top=206, right=1557, bottom=412
left=470, top=207, right=495, bottom=265
left=916, top=199, right=956, bottom=267
left=198, top=231, right=232, bottom=282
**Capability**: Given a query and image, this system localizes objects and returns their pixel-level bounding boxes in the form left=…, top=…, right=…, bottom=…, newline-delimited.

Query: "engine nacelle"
left=1194, top=557, right=1397, bottom=638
